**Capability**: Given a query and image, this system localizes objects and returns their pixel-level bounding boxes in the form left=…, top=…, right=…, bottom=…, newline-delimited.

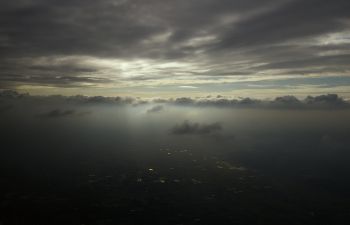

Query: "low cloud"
left=1, top=90, right=349, bottom=109
left=37, top=109, right=76, bottom=118
left=171, top=120, right=222, bottom=135
left=146, top=105, right=164, bottom=113
left=168, top=94, right=349, bottom=109
left=37, top=109, right=90, bottom=118
left=304, top=94, right=346, bottom=106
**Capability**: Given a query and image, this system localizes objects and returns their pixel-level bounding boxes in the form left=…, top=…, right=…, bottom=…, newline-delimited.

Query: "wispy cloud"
left=178, top=86, right=198, bottom=89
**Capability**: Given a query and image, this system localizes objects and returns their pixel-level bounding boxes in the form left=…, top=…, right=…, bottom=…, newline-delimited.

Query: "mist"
left=1, top=92, right=350, bottom=224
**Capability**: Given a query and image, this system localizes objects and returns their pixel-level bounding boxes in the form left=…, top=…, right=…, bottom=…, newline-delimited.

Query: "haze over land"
left=1, top=91, right=350, bottom=224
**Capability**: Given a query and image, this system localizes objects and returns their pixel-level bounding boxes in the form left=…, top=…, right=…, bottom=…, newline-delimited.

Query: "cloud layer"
left=1, top=0, right=350, bottom=95
left=1, top=90, right=349, bottom=110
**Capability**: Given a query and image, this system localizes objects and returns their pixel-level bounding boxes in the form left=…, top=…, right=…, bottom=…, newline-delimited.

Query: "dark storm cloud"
left=0, top=0, right=161, bottom=57
left=216, top=0, right=350, bottom=49
left=171, top=120, right=222, bottom=135
left=1, top=0, right=350, bottom=88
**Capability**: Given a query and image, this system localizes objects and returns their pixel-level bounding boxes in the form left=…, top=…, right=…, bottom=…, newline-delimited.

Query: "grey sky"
left=1, top=0, right=350, bottom=97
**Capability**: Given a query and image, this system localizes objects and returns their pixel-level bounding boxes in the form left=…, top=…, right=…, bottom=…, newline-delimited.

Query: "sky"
left=1, top=0, right=350, bottom=98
